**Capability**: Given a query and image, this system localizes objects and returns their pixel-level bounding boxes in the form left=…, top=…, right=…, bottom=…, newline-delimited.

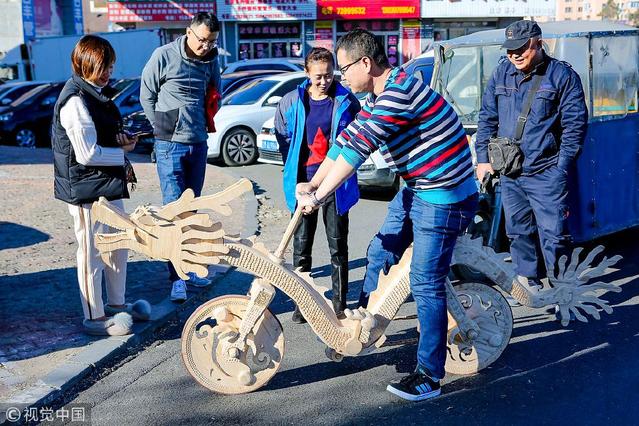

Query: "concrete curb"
left=3, top=182, right=258, bottom=419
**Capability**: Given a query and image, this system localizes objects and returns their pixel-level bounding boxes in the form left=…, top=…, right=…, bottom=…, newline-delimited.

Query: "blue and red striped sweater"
left=328, top=67, right=477, bottom=204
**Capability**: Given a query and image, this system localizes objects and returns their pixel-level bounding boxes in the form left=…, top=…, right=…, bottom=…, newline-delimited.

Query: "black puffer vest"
left=52, top=75, right=128, bottom=205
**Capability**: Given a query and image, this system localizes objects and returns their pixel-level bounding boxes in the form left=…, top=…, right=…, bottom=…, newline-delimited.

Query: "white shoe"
left=83, top=312, right=133, bottom=336
left=171, top=279, right=187, bottom=303
left=187, top=272, right=212, bottom=288
left=105, top=300, right=152, bottom=321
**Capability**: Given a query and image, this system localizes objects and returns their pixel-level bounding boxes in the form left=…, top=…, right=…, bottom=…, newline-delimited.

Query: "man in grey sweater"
left=140, top=11, right=222, bottom=302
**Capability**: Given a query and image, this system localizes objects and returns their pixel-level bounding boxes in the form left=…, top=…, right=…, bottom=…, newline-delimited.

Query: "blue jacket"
left=274, top=79, right=361, bottom=214
left=476, top=53, right=588, bottom=175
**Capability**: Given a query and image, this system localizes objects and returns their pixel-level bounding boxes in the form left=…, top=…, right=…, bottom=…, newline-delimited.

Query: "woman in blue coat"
left=274, top=47, right=361, bottom=322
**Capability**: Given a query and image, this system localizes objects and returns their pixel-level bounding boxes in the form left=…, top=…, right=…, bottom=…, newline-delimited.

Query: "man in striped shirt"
left=296, top=29, right=478, bottom=401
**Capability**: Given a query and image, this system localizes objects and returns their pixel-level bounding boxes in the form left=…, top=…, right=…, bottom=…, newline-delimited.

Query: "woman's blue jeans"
left=362, top=187, right=477, bottom=379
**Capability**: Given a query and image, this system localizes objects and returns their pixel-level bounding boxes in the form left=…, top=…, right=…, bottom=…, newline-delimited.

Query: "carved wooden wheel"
left=445, top=282, right=513, bottom=375
left=181, top=295, right=285, bottom=394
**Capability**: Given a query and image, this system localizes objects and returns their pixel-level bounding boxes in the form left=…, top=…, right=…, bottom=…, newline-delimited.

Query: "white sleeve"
left=60, top=96, right=124, bottom=166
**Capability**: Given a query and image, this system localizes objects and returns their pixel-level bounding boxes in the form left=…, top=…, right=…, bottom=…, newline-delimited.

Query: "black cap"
left=501, top=20, right=542, bottom=50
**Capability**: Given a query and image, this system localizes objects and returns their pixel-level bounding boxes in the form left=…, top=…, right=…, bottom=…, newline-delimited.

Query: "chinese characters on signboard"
left=311, top=21, right=334, bottom=51
left=73, top=0, right=84, bottom=35
left=22, top=0, right=36, bottom=40
left=108, top=1, right=216, bottom=22
left=218, top=0, right=316, bottom=21
left=238, top=22, right=299, bottom=38
left=317, top=0, right=419, bottom=20
left=336, top=20, right=400, bottom=32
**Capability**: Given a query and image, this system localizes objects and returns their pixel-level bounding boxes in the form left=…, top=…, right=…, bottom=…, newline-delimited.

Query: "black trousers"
left=293, top=193, right=349, bottom=313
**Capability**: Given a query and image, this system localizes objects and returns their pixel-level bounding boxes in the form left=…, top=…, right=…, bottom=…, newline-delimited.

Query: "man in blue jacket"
left=475, top=20, right=588, bottom=291
left=274, top=47, right=361, bottom=322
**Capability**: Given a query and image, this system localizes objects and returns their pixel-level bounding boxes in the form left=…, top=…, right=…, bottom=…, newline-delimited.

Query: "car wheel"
left=15, top=128, right=37, bottom=148
left=221, top=128, right=257, bottom=166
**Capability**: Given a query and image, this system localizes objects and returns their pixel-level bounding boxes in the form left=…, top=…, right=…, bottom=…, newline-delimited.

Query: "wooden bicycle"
left=91, top=178, right=621, bottom=394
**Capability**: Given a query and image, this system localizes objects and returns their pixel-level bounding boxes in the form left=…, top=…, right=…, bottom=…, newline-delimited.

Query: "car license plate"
left=263, top=139, right=278, bottom=151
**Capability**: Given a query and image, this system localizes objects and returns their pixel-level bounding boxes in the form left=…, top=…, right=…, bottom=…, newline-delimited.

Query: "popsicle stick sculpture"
left=91, top=178, right=622, bottom=394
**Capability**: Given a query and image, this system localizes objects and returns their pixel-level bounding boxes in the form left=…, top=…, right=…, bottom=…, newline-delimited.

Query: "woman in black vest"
left=52, top=35, right=150, bottom=336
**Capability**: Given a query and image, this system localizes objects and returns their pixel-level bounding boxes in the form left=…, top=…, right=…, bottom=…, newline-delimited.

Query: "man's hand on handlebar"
left=295, top=182, right=317, bottom=201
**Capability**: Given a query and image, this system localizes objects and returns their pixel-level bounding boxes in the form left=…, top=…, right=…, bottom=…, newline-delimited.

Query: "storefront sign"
left=218, top=0, right=316, bottom=21
left=22, top=0, right=36, bottom=40
left=401, top=20, right=421, bottom=63
left=318, top=0, right=419, bottom=20
left=421, top=0, right=555, bottom=18
left=336, top=20, right=399, bottom=33
left=238, top=22, right=300, bottom=39
left=31, top=0, right=64, bottom=37
left=313, top=21, right=334, bottom=50
left=108, top=1, right=216, bottom=22
left=73, top=0, right=84, bottom=35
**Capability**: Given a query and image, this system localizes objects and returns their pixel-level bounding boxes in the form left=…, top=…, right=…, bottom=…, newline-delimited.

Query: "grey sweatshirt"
left=140, top=35, right=221, bottom=144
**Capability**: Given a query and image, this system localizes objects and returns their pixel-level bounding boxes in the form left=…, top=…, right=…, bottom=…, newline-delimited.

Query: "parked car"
left=111, top=78, right=142, bottom=117
left=403, top=50, right=435, bottom=86
left=0, top=82, right=64, bottom=147
left=207, top=72, right=307, bottom=166
left=221, top=69, right=287, bottom=96
left=223, top=58, right=304, bottom=74
left=256, top=117, right=280, bottom=165
left=121, top=110, right=155, bottom=154
left=0, top=81, right=52, bottom=106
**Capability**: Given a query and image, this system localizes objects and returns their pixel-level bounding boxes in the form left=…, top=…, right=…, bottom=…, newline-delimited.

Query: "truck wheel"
left=221, top=128, right=257, bottom=166
left=15, top=128, right=37, bottom=148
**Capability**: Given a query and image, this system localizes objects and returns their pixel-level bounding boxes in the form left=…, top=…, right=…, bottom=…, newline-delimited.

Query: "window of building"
left=578, top=6, right=583, bottom=11
left=565, top=7, right=573, bottom=12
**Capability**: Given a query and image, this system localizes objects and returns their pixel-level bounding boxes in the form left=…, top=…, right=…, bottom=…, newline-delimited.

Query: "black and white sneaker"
left=386, top=371, right=441, bottom=402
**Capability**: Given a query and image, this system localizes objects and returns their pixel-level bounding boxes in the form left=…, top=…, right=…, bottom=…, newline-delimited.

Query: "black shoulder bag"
left=488, top=74, right=543, bottom=178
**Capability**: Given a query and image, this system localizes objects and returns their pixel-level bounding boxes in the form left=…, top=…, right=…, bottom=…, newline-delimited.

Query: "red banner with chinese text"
left=108, top=1, right=216, bottom=23
left=317, top=0, right=419, bottom=20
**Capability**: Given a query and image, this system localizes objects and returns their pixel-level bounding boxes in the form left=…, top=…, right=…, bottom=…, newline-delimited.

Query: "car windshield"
left=434, top=45, right=502, bottom=126
left=0, top=85, right=15, bottom=97
left=110, top=79, right=138, bottom=100
left=222, top=79, right=278, bottom=105
left=10, top=85, right=51, bottom=107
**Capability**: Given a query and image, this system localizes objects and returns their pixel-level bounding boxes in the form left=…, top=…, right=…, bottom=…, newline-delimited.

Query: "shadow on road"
left=0, top=259, right=171, bottom=362
left=0, top=222, right=49, bottom=250
left=257, top=229, right=639, bottom=423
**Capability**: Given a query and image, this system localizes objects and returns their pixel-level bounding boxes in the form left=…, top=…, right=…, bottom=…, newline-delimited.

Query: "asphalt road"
left=57, top=162, right=639, bottom=425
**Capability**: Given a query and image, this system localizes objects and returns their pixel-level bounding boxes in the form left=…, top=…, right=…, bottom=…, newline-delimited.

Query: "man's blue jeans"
left=362, top=187, right=477, bottom=379
left=155, top=139, right=208, bottom=281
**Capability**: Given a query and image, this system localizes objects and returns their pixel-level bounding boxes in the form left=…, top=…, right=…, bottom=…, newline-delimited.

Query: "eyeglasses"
left=190, top=28, right=218, bottom=48
left=339, top=57, right=363, bottom=74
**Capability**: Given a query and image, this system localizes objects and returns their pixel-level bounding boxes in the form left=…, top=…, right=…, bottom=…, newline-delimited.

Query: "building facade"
left=105, top=0, right=556, bottom=65
left=543, top=0, right=639, bottom=23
